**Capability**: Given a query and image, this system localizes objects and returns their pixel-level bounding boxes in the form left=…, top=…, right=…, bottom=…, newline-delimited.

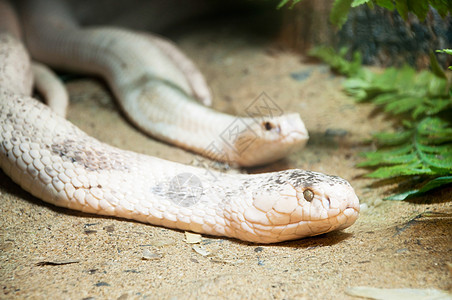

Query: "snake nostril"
left=326, top=196, right=331, bottom=208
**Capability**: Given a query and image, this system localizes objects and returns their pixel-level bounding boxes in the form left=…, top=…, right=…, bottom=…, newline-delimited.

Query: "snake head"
left=238, top=170, right=360, bottom=243
left=227, top=113, right=308, bottom=166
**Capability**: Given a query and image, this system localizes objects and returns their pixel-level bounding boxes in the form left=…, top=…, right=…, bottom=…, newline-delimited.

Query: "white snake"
left=0, top=0, right=359, bottom=243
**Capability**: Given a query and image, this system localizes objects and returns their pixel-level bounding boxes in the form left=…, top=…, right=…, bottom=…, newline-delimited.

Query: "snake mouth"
left=335, top=206, right=360, bottom=230
left=346, top=205, right=359, bottom=212
left=239, top=205, right=360, bottom=243
left=283, top=129, right=309, bottom=142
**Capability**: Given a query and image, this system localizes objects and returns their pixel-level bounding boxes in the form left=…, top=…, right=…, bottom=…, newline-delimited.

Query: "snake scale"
left=0, top=0, right=359, bottom=243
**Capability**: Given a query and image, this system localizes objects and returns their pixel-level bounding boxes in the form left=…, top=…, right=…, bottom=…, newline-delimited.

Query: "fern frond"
left=310, top=46, right=452, bottom=200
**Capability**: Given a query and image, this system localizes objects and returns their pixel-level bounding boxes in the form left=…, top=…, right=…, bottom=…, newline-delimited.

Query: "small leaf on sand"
left=142, top=249, right=162, bottom=260
left=192, top=245, right=210, bottom=257
left=36, top=259, right=80, bottom=266
left=346, top=286, right=452, bottom=299
left=184, top=231, right=202, bottom=244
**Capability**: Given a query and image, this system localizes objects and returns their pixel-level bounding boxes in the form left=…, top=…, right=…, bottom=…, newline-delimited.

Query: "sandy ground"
left=1, top=14, right=452, bottom=300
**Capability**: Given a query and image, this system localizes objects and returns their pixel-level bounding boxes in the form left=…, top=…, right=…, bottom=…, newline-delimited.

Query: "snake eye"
left=263, top=121, right=274, bottom=131
left=262, top=121, right=281, bottom=133
left=303, top=189, right=314, bottom=202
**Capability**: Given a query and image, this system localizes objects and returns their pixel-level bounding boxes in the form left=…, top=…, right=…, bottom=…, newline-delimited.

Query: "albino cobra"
left=0, top=0, right=360, bottom=243
left=19, top=0, right=309, bottom=167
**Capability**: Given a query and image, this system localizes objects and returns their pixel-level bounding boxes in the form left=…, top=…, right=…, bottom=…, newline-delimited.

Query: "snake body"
left=0, top=0, right=359, bottom=243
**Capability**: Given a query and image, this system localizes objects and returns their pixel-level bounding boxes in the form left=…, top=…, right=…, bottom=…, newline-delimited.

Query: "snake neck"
left=118, top=83, right=245, bottom=163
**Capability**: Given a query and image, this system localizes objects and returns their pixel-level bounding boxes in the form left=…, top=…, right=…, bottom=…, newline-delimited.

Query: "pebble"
left=396, top=248, right=409, bottom=254
left=359, top=203, right=369, bottom=212
left=103, top=225, right=115, bottom=233
left=373, top=198, right=383, bottom=207
left=324, top=128, right=348, bottom=137
left=141, top=249, right=162, bottom=260
left=290, top=69, right=312, bottom=81
left=94, top=282, right=110, bottom=287
left=192, top=245, right=210, bottom=256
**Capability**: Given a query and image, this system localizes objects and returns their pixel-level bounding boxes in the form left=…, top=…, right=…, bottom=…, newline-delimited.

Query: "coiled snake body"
left=0, top=0, right=359, bottom=243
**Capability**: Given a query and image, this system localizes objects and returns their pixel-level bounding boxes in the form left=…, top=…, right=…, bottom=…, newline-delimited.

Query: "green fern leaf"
left=386, top=176, right=452, bottom=200
left=364, top=144, right=413, bottom=156
left=357, top=153, right=417, bottom=167
left=436, top=49, right=452, bottom=55
left=395, top=0, right=409, bottom=20
left=418, top=151, right=452, bottom=170
left=366, top=163, right=434, bottom=178
left=411, top=98, right=451, bottom=119
left=373, top=130, right=412, bottom=146
left=429, top=51, right=447, bottom=79
left=417, top=143, right=452, bottom=154
left=277, top=0, right=291, bottom=9
left=385, top=190, right=419, bottom=200
left=430, top=1, right=452, bottom=18
left=408, top=0, right=430, bottom=21
left=412, top=106, right=426, bottom=119
left=418, top=117, right=447, bottom=133
left=394, top=65, right=417, bottom=92
left=309, top=46, right=365, bottom=78
left=384, top=96, right=424, bottom=114
left=375, top=0, right=395, bottom=10
left=436, top=49, right=452, bottom=70
left=428, top=76, right=448, bottom=97
left=330, top=0, right=354, bottom=29
left=375, top=0, right=394, bottom=11
left=277, top=0, right=304, bottom=9
left=418, top=117, right=452, bottom=143
left=423, top=99, right=451, bottom=116
left=411, top=176, right=452, bottom=194
left=371, top=68, right=400, bottom=91
left=351, top=0, right=370, bottom=7
left=372, top=93, right=398, bottom=105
